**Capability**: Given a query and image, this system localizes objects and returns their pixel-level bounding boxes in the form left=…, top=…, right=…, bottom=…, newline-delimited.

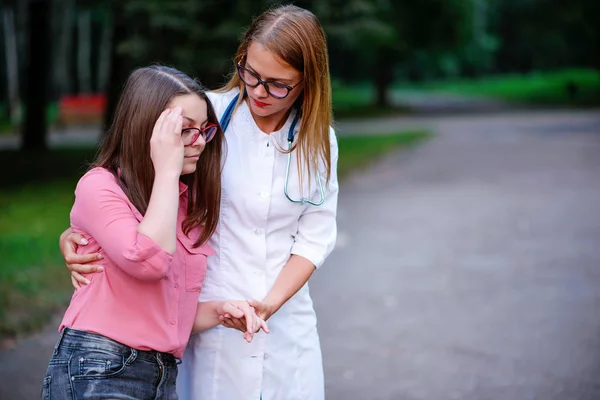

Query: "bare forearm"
left=263, top=255, right=315, bottom=317
left=137, top=172, right=179, bottom=254
left=192, top=301, right=222, bottom=333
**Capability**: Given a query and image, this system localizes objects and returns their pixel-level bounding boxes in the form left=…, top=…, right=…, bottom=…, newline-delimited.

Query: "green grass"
left=337, top=130, right=429, bottom=179
left=407, top=68, right=600, bottom=107
left=0, top=181, right=77, bottom=338
left=0, top=131, right=429, bottom=339
left=332, top=82, right=409, bottom=119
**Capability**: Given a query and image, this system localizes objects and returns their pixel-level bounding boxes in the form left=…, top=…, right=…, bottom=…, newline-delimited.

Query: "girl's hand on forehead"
left=149, top=107, right=184, bottom=176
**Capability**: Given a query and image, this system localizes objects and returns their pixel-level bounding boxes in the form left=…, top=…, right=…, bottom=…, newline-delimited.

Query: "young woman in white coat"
left=59, top=5, right=338, bottom=400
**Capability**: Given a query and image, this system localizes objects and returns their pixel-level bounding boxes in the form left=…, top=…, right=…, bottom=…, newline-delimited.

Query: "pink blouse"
left=60, top=167, right=214, bottom=358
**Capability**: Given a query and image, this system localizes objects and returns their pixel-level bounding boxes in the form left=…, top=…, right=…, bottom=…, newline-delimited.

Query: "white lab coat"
left=176, top=89, right=339, bottom=400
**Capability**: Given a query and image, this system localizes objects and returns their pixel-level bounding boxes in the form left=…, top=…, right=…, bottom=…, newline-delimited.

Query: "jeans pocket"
left=70, top=348, right=126, bottom=380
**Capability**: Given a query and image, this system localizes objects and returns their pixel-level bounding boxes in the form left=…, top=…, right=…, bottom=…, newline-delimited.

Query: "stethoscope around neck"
left=220, top=93, right=325, bottom=206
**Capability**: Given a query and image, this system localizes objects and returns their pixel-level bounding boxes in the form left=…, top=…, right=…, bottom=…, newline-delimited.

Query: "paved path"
left=1, top=109, right=600, bottom=399
left=313, top=109, right=600, bottom=399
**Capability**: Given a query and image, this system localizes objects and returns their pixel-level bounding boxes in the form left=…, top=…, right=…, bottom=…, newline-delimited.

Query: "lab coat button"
left=259, top=191, right=270, bottom=200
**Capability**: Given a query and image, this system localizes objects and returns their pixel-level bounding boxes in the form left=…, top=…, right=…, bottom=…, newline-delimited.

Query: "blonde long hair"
left=218, top=5, right=333, bottom=183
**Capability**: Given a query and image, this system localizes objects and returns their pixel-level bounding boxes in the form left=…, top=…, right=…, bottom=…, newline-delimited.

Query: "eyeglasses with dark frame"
left=181, top=123, right=218, bottom=145
left=237, top=64, right=302, bottom=99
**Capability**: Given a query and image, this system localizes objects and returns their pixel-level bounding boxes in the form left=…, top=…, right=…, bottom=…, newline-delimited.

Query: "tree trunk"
left=97, top=10, right=113, bottom=93
left=2, top=8, right=21, bottom=124
left=77, top=9, right=92, bottom=93
left=374, top=50, right=394, bottom=108
left=52, top=0, right=75, bottom=97
left=103, top=1, right=130, bottom=132
left=22, top=0, right=51, bottom=151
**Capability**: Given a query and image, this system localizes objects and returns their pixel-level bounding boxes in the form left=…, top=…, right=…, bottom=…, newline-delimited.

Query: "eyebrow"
left=246, top=62, right=294, bottom=83
left=183, top=116, right=209, bottom=128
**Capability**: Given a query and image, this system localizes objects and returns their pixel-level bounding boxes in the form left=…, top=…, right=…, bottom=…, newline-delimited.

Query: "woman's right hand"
left=59, top=228, right=103, bottom=290
left=150, top=107, right=184, bottom=176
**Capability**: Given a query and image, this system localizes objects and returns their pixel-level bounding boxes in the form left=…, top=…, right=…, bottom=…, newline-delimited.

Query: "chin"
left=181, top=164, right=197, bottom=176
left=250, top=102, right=275, bottom=118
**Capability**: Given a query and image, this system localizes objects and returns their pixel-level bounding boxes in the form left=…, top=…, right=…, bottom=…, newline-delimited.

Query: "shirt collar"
left=179, top=181, right=188, bottom=196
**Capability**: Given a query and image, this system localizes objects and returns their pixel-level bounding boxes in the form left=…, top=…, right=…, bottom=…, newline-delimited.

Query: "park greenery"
left=0, top=0, right=598, bottom=148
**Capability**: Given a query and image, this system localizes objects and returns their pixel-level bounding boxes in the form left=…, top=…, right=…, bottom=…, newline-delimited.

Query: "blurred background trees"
left=0, top=0, right=598, bottom=149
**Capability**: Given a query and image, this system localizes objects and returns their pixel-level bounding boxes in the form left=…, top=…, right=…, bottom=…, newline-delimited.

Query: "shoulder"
left=329, top=125, right=339, bottom=153
left=206, top=88, right=240, bottom=117
left=75, top=167, right=122, bottom=197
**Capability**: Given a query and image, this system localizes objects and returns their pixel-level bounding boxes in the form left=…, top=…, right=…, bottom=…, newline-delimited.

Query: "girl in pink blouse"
left=42, top=66, right=267, bottom=400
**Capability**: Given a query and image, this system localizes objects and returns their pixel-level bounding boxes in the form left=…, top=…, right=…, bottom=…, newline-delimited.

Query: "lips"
left=252, top=98, right=270, bottom=107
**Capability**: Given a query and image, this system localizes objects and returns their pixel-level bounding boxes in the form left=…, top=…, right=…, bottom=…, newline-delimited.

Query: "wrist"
left=260, top=297, right=280, bottom=320
left=154, top=170, right=180, bottom=180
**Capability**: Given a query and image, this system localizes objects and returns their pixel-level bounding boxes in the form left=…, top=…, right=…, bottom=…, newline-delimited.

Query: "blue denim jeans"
left=42, top=328, right=179, bottom=400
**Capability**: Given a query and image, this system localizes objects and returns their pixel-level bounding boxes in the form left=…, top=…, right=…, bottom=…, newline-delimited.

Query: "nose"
left=190, top=134, right=206, bottom=148
left=253, top=83, right=269, bottom=99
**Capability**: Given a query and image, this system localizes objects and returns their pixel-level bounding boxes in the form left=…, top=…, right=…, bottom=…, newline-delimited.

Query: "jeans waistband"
left=58, top=328, right=179, bottom=365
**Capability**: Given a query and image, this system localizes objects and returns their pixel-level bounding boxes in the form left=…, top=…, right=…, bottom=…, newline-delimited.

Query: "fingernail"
left=80, top=238, right=88, bottom=245
left=97, top=254, right=103, bottom=260
left=97, top=266, right=104, bottom=272
left=85, top=279, right=90, bottom=285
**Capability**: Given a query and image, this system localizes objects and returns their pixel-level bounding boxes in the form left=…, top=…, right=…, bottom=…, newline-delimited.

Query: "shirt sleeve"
left=70, top=168, right=174, bottom=281
left=290, top=127, right=339, bottom=268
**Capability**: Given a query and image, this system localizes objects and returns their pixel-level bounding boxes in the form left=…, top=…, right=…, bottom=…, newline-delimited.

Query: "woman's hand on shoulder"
left=60, top=228, right=103, bottom=289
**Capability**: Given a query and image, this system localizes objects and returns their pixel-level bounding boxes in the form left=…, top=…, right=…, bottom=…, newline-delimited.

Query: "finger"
left=174, top=113, right=183, bottom=137
left=230, top=318, right=247, bottom=333
left=167, top=107, right=183, bottom=137
left=72, top=271, right=90, bottom=285
left=260, top=319, right=270, bottom=334
left=66, top=260, right=104, bottom=274
left=67, top=232, right=88, bottom=246
left=71, top=275, right=81, bottom=290
left=164, top=106, right=180, bottom=129
left=64, top=252, right=103, bottom=267
left=153, top=109, right=171, bottom=138
left=238, top=305, right=256, bottom=336
left=223, top=319, right=245, bottom=333
left=221, top=303, right=244, bottom=319
left=221, top=319, right=233, bottom=328
left=247, top=299, right=263, bottom=313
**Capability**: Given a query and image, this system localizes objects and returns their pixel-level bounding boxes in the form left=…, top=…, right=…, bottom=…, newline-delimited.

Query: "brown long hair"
left=93, top=66, right=223, bottom=247
left=218, top=5, right=333, bottom=183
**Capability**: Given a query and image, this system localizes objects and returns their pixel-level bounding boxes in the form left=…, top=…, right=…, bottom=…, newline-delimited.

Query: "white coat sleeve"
left=290, top=127, right=339, bottom=268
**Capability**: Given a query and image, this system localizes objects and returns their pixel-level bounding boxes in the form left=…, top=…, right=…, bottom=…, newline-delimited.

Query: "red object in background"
left=58, top=94, right=107, bottom=125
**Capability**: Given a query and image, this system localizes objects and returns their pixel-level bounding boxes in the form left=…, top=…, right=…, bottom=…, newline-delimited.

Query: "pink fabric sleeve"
left=70, top=169, right=174, bottom=280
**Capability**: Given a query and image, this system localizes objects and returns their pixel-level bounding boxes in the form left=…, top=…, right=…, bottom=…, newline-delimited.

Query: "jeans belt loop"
left=53, top=328, right=67, bottom=356
left=125, top=348, right=137, bottom=366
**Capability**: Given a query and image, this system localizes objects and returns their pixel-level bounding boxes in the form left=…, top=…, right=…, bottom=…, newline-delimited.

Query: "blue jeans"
left=42, top=328, right=179, bottom=400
